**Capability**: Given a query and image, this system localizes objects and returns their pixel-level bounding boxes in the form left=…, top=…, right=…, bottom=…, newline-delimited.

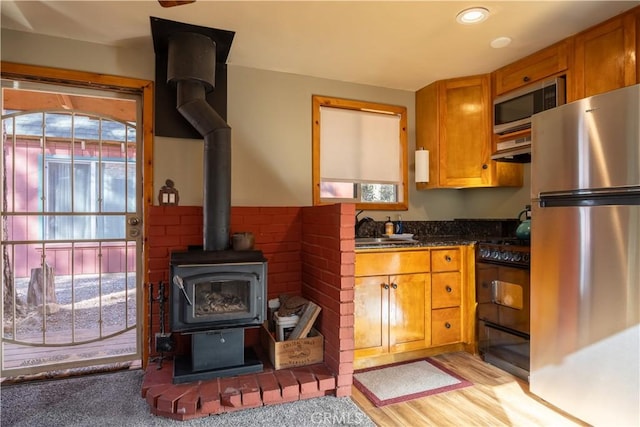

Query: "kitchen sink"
left=355, top=237, right=420, bottom=248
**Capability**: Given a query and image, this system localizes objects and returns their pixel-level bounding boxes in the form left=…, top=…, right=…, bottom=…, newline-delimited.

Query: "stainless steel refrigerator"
left=530, top=84, right=639, bottom=427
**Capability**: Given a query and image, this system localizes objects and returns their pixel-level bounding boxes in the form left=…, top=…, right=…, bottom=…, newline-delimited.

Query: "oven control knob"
left=522, top=253, right=530, bottom=263
left=513, top=252, right=522, bottom=262
left=501, top=250, right=510, bottom=260
left=492, top=250, right=500, bottom=259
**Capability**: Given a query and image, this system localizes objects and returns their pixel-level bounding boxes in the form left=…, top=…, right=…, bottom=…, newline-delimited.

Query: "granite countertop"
left=355, top=235, right=477, bottom=250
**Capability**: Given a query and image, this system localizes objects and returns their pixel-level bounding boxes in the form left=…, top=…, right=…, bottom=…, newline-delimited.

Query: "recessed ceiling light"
left=456, top=7, right=490, bottom=25
left=491, top=36, right=512, bottom=48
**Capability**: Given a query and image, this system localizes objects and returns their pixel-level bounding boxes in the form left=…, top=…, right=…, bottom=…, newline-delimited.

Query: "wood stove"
left=170, top=250, right=267, bottom=383
left=150, top=18, right=268, bottom=383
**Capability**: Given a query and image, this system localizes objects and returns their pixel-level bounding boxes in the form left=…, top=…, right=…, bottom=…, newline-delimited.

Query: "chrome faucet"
left=355, top=210, right=374, bottom=237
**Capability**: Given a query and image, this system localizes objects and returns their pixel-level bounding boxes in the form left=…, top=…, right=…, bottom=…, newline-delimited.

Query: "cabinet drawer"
left=432, top=272, right=461, bottom=308
left=355, top=250, right=430, bottom=276
left=431, top=248, right=460, bottom=272
left=494, top=41, right=568, bottom=95
left=432, top=307, right=461, bottom=346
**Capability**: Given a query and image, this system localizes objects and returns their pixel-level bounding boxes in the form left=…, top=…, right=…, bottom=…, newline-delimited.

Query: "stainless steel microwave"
left=493, top=77, right=566, bottom=135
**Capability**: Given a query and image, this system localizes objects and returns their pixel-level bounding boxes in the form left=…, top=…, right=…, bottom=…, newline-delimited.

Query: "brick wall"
left=301, top=203, right=355, bottom=397
left=145, top=206, right=304, bottom=356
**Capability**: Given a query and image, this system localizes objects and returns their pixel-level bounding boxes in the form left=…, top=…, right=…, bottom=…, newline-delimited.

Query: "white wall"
left=2, top=29, right=529, bottom=221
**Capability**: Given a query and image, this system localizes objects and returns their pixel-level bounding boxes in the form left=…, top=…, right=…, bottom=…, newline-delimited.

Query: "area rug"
left=353, top=358, right=472, bottom=407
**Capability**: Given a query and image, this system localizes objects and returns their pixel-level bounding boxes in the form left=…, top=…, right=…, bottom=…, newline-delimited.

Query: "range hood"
left=492, top=134, right=531, bottom=163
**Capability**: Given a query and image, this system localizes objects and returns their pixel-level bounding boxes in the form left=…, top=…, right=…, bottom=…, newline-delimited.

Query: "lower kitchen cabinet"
left=354, top=246, right=476, bottom=368
left=354, top=272, right=430, bottom=359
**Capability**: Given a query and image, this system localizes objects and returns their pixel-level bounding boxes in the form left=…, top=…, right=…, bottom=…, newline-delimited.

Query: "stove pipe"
left=167, top=32, right=230, bottom=251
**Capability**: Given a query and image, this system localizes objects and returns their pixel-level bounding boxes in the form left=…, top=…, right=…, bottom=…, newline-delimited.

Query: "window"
left=312, top=95, right=408, bottom=210
left=45, top=157, right=135, bottom=240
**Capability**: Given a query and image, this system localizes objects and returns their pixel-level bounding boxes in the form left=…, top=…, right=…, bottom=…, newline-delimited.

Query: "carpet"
left=1, top=369, right=375, bottom=427
left=353, top=358, right=472, bottom=407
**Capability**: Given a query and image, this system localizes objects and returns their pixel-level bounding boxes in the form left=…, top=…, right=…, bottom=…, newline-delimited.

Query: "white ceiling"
left=2, top=1, right=638, bottom=91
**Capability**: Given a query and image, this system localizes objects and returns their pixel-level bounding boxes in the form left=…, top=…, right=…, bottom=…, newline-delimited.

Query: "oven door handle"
left=490, top=280, right=499, bottom=305
left=491, top=280, right=524, bottom=310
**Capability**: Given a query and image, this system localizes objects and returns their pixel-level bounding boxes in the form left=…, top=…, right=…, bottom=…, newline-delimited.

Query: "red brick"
left=198, top=379, right=221, bottom=415
left=309, top=364, right=336, bottom=391
left=156, top=383, right=197, bottom=413
left=336, top=373, right=353, bottom=387
left=145, top=384, right=172, bottom=408
left=274, top=370, right=300, bottom=399
left=219, top=377, right=242, bottom=408
left=176, top=388, right=201, bottom=416
left=335, top=385, right=352, bottom=397
left=256, top=372, right=282, bottom=405
left=291, top=367, right=318, bottom=395
left=141, top=366, right=173, bottom=397
left=237, top=374, right=262, bottom=408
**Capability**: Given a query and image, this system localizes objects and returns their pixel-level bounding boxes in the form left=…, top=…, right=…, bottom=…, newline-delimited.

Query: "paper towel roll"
left=415, top=149, right=429, bottom=183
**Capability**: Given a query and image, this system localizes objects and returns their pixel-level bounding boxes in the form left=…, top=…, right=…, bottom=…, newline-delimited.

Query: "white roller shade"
left=320, top=106, right=401, bottom=183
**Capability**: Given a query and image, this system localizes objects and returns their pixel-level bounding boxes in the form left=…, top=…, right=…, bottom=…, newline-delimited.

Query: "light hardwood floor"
left=351, top=352, right=589, bottom=427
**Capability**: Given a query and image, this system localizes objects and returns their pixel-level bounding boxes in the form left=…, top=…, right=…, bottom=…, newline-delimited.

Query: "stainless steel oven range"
left=476, top=239, right=530, bottom=380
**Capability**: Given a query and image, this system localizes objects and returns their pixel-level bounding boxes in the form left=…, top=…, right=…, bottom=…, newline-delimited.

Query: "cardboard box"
left=260, top=323, right=324, bottom=370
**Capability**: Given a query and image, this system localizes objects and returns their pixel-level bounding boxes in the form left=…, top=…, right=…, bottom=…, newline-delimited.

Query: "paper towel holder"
left=415, top=148, right=429, bottom=183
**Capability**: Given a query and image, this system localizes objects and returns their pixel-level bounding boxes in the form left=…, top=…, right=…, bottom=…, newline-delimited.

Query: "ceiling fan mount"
left=158, top=1, right=196, bottom=8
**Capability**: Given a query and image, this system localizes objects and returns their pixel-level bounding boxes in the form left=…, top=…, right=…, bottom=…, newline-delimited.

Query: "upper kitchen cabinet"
left=416, top=75, right=522, bottom=189
left=571, top=10, right=638, bottom=101
left=493, top=40, right=570, bottom=96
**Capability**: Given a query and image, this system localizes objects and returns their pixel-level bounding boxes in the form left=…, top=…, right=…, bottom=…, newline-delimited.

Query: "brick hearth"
left=141, top=357, right=336, bottom=421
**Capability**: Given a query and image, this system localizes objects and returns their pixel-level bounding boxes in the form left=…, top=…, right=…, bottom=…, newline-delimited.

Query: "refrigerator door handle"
left=538, top=186, right=640, bottom=208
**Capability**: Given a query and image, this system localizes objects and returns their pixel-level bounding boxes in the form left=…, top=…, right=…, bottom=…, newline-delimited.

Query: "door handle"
left=126, top=214, right=142, bottom=239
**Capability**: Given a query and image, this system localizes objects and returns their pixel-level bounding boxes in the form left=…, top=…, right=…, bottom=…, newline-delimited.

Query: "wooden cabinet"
left=416, top=75, right=522, bottom=190
left=354, top=246, right=476, bottom=368
left=571, top=12, right=638, bottom=101
left=493, top=40, right=569, bottom=96
left=430, top=248, right=463, bottom=346
left=354, top=250, right=431, bottom=360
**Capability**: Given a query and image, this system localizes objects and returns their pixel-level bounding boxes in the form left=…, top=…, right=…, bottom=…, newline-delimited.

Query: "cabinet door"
left=494, top=41, right=569, bottom=96
left=354, top=275, right=389, bottom=358
left=388, top=273, right=430, bottom=352
left=572, top=14, right=637, bottom=100
left=439, top=75, right=493, bottom=187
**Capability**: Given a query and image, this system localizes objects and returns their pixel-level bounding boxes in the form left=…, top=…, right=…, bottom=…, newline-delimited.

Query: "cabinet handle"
left=382, top=283, right=390, bottom=290
left=446, top=286, right=452, bottom=293
left=391, top=283, right=398, bottom=289
left=445, top=322, right=451, bottom=329
left=445, top=255, right=452, bottom=262
left=523, top=76, right=531, bottom=82
left=482, top=164, right=488, bottom=170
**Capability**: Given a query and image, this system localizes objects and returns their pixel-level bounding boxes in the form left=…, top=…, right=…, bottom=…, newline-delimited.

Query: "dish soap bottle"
left=395, top=215, right=403, bottom=234
left=385, top=216, right=394, bottom=236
